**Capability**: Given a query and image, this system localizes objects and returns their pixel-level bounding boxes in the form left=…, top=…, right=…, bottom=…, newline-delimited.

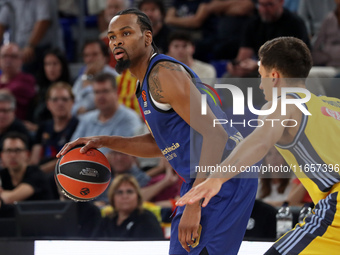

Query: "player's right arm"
left=56, top=133, right=163, bottom=158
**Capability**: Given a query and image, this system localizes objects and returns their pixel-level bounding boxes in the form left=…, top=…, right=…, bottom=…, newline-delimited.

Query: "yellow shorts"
left=267, top=184, right=340, bottom=255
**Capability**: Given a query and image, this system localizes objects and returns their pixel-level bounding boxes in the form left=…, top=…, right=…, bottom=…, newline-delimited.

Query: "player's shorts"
left=265, top=183, right=340, bottom=255
left=169, top=177, right=257, bottom=255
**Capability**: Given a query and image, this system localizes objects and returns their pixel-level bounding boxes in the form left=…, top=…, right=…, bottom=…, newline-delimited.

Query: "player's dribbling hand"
left=176, top=178, right=223, bottom=207
left=178, top=204, right=201, bottom=252
left=56, top=136, right=105, bottom=158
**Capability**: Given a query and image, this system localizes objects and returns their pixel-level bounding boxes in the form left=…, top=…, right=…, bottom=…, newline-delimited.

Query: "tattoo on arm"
left=149, top=62, right=185, bottom=102
left=149, top=65, right=164, bottom=101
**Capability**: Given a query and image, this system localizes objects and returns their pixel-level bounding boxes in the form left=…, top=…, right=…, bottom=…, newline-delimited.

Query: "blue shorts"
left=169, top=177, right=257, bottom=255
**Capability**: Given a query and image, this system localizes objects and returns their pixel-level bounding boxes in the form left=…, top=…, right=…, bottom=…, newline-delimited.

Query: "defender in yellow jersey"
left=177, top=37, right=340, bottom=254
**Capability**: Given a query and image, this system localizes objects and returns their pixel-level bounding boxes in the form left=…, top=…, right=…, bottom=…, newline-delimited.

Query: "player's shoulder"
left=151, top=60, right=186, bottom=75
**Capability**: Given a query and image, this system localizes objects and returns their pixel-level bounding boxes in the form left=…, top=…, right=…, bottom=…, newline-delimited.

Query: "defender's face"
left=108, top=14, right=146, bottom=64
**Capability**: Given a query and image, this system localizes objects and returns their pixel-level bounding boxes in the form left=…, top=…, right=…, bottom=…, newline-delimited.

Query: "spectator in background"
left=107, top=150, right=180, bottom=203
left=226, top=0, right=310, bottom=78
left=165, top=0, right=255, bottom=61
left=30, top=82, right=77, bottom=199
left=71, top=73, right=141, bottom=156
left=58, top=0, right=79, bottom=17
left=0, top=43, right=36, bottom=121
left=93, top=174, right=164, bottom=239
left=72, top=40, right=118, bottom=116
left=0, top=92, right=32, bottom=147
left=167, top=32, right=216, bottom=85
left=165, top=0, right=215, bottom=37
left=71, top=73, right=141, bottom=206
left=87, top=0, right=122, bottom=35
left=30, top=82, right=78, bottom=174
left=139, top=0, right=173, bottom=54
left=25, top=48, right=72, bottom=131
left=284, top=0, right=300, bottom=13
left=257, top=147, right=293, bottom=207
left=312, top=0, right=340, bottom=68
left=0, top=132, right=52, bottom=204
left=298, top=0, right=336, bottom=43
left=0, top=0, right=63, bottom=77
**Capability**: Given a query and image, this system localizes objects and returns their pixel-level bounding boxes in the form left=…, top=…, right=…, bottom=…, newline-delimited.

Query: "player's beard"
left=115, top=59, right=131, bottom=74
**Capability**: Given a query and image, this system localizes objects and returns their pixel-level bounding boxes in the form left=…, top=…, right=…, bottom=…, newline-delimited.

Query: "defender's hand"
left=176, top=178, right=223, bottom=207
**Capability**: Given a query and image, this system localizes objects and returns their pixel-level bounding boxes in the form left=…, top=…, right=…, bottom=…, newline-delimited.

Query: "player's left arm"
left=149, top=62, right=229, bottom=251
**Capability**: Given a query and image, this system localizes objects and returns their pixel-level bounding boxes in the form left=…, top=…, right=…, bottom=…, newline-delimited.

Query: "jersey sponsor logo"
left=161, top=143, right=180, bottom=155
left=321, top=107, right=340, bottom=121
left=144, top=110, right=151, bottom=115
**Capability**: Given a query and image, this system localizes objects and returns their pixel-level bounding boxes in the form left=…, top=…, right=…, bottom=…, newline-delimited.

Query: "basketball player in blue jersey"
left=57, top=8, right=258, bottom=255
left=177, top=37, right=340, bottom=255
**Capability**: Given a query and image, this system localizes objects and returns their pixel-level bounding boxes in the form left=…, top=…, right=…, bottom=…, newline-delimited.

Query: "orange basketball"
left=55, top=147, right=111, bottom=202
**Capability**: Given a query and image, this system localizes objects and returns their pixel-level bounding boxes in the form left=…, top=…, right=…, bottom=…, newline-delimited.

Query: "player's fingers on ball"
left=57, top=143, right=70, bottom=157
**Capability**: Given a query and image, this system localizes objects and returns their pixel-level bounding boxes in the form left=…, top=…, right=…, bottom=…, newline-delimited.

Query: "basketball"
left=55, top=146, right=112, bottom=202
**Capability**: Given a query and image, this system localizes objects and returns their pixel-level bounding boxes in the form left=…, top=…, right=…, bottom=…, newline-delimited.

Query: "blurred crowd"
left=0, top=0, right=337, bottom=240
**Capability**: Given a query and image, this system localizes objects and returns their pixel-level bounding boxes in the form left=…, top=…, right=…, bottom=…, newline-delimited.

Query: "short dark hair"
left=93, top=73, right=117, bottom=90
left=258, top=37, right=312, bottom=80
left=46, top=82, right=75, bottom=101
left=168, top=31, right=194, bottom=46
left=82, top=39, right=110, bottom=59
left=0, top=132, right=30, bottom=151
left=138, top=0, right=166, bottom=18
left=114, top=8, right=159, bottom=53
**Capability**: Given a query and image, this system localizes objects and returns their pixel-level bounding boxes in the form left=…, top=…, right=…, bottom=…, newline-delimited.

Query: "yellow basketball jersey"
left=275, top=92, right=340, bottom=204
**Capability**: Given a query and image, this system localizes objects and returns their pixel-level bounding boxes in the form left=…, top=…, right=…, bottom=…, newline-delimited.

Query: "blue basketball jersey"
left=135, top=54, right=257, bottom=255
left=135, top=54, right=242, bottom=183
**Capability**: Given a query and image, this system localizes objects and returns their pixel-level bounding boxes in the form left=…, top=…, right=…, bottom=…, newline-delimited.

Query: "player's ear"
left=145, top=30, right=152, bottom=46
left=271, top=69, right=280, bottom=86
